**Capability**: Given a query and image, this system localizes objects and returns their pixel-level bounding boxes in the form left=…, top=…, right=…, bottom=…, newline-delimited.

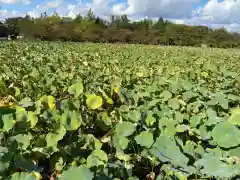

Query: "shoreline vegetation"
left=0, top=9, right=240, bottom=49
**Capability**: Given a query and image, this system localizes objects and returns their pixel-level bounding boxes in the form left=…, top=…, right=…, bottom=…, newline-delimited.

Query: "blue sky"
left=0, top=0, right=240, bottom=32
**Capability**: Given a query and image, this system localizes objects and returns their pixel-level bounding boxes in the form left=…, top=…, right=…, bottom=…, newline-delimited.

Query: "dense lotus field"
left=0, top=41, right=240, bottom=180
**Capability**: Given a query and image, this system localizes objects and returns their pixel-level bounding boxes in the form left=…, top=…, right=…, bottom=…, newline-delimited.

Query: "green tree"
left=0, top=22, right=9, bottom=37
left=5, top=17, right=23, bottom=36
left=1, top=8, right=239, bottom=48
left=86, top=9, right=95, bottom=21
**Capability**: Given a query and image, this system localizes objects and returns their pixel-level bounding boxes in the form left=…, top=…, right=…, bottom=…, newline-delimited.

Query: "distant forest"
left=1, top=9, right=240, bottom=48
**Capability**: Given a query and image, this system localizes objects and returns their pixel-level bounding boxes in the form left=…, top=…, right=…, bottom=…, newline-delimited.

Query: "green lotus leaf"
left=128, top=110, right=141, bottom=122
left=228, top=108, right=240, bottom=125
left=46, top=133, right=60, bottom=148
left=203, top=62, right=218, bottom=72
left=183, top=141, right=195, bottom=157
left=113, top=135, right=129, bottom=150
left=174, top=171, right=188, bottom=180
left=93, top=149, right=108, bottom=162
left=116, top=152, right=131, bottom=161
left=205, top=108, right=223, bottom=126
left=159, top=117, right=177, bottom=136
left=19, top=97, right=34, bottom=108
left=10, top=133, right=32, bottom=150
left=85, top=134, right=102, bottom=150
left=60, top=110, right=81, bottom=131
left=215, top=93, right=228, bottom=109
left=27, top=111, right=38, bottom=128
left=11, top=172, right=37, bottom=180
left=115, top=122, right=136, bottom=137
left=195, top=156, right=235, bottom=178
left=182, top=91, right=197, bottom=102
left=233, top=163, right=240, bottom=174
left=59, top=166, right=93, bottom=180
left=148, top=99, right=160, bottom=108
left=198, top=125, right=211, bottom=140
left=40, top=95, right=56, bottom=109
left=150, top=135, right=189, bottom=166
left=230, top=107, right=240, bottom=114
left=99, top=111, right=112, bottom=127
left=207, top=147, right=224, bottom=158
left=160, top=90, right=172, bottom=102
left=87, top=149, right=108, bottom=168
left=156, top=174, right=164, bottom=180
left=176, top=124, right=189, bottom=132
left=137, top=91, right=150, bottom=98
left=86, top=94, right=103, bottom=110
left=46, top=127, right=66, bottom=148
left=128, top=177, right=139, bottom=180
left=145, top=112, right=156, bottom=126
left=168, top=99, right=180, bottom=110
left=0, top=155, right=9, bottom=173
left=159, top=117, right=177, bottom=128
left=134, top=131, right=154, bottom=148
left=68, top=80, right=84, bottom=98
left=0, top=79, right=6, bottom=92
left=99, top=88, right=113, bottom=104
left=14, top=87, right=20, bottom=97
left=207, top=99, right=218, bottom=106
left=212, top=122, right=240, bottom=148
left=189, top=115, right=201, bottom=128
left=2, top=113, right=15, bottom=132
left=175, top=111, right=184, bottom=123
left=229, top=147, right=240, bottom=157
left=14, top=155, right=39, bottom=172
left=195, top=145, right=205, bottom=157
left=205, top=116, right=223, bottom=126
left=228, top=94, right=240, bottom=101
left=53, top=157, right=65, bottom=171
left=87, top=154, right=103, bottom=168
left=181, top=80, right=192, bottom=90
left=161, top=125, right=177, bottom=137
left=170, top=81, right=182, bottom=94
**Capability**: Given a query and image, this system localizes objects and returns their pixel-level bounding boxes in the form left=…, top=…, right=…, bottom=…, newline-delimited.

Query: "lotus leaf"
left=212, top=122, right=240, bottom=148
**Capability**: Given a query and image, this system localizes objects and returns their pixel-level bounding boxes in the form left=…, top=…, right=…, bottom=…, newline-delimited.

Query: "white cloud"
left=45, top=0, right=63, bottom=9
left=26, top=0, right=63, bottom=18
left=182, top=0, right=240, bottom=32
left=174, top=19, right=185, bottom=24
left=27, top=10, right=39, bottom=18
left=0, top=9, right=23, bottom=20
left=35, top=0, right=63, bottom=11
left=0, top=9, right=9, bottom=20
left=56, top=0, right=112, bottom=19
left=55, top=0, right=200, bottom=21
left=113, top=0, right=199, bottom=19
left=112, top=3, right=127, bottom=15
left=198, top=0, right=240, bottom=24
left=0, top=0, right=31, bottom=4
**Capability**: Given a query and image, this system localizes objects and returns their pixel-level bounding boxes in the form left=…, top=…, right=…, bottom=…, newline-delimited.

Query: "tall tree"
left=5, top=17, right=23, bottom=36
left=154, top=16, right=166, bottom=32
left=0, top=22, right=8, bottom=37
left=86, top=9, right=95, bottom=21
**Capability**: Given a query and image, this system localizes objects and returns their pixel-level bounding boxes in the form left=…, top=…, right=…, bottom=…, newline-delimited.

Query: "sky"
left=0, top=0, right=240, bottom=32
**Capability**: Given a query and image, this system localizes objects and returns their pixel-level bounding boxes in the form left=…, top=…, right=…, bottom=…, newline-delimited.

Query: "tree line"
left=0, top=9, right=240, bottom=48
